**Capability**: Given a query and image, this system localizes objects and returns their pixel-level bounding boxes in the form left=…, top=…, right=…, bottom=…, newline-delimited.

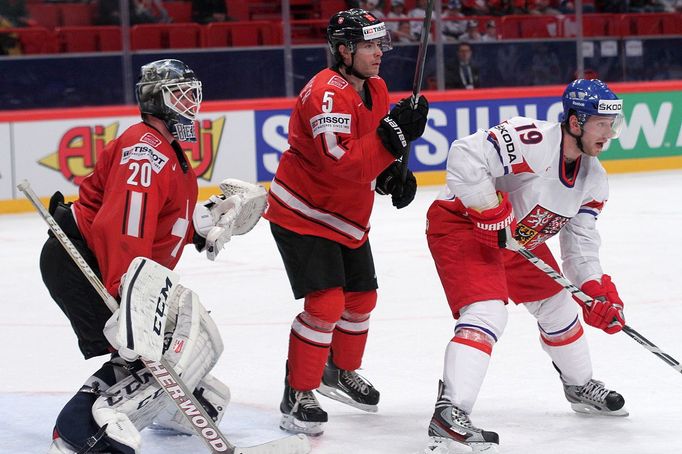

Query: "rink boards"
left=1, top=81, right=680, bottom=213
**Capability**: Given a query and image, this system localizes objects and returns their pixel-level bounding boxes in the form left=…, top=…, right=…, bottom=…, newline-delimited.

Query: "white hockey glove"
left=192, top=179, right=267, bottom=261
left=193, top=193, right=243, bottom=261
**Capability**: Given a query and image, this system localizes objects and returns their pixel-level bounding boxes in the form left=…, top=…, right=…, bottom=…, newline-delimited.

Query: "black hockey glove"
left=377, top=115, right=408, bottom=158
left=376, top=162, right=417, bottom=209
left=389, top=95, right=429, bottom=142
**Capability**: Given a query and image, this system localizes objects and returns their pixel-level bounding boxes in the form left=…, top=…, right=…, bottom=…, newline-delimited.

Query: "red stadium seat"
left=225, top=0, right=249, bottom=20
left=97, top=26, right=122, bottom=51
left=56, top=26, right=97, bottom=52
left=623, top=13, right=682, bottom=36
left=27, top=4, right=61, bottom=29
left=164, top=1, right=193, bottom=23
left=56, top=26, right=122, bottom=53
left=131, top=23, right=201, bottom=50
left=1, top=27, right=57, bottom=54
left=205, top=21, right=279, bottom=47
left=59, top=3, right=95, bottom=27
left=167, top=23, right=202, bottom=48
left=131, top=24, right=165, bottom=50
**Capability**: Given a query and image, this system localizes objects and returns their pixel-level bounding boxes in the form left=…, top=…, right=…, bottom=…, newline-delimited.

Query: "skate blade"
left=279, top=414, right=325, bottom=437
left=316, top=384, right=378, bottom=413
left=425, top=436, right=499, bottom=454
left=570, top=402, right=629, bottom=417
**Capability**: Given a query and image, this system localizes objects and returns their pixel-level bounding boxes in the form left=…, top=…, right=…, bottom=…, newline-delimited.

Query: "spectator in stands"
left=442, top=0, right=467, bottom=42
left=408, top=0, right=428, bottom=39
left=628, top=0, right=667, bottom=12
left=558, top=1, right=596, bottom=13
left=386, top=0, right=407, bottom=39
left=192, top=0, right=227, bottom=23
left=461, top=0, right=490, bottom=15
left=445, top=42, right=480, bottom=89
left=459, top=20, right=481, bottom=43
left=361, top=0, right=385, bottom=18
left=0, top=0, right=29, bottom=27
left=96, top=0, right=170, bottom=25
left=595, top=0, right=627, bottom=12
left=394, top=20, right=417, bottom=42
left=527, top=0, right=561, bottom=14
left=531, top=43, right=562, bottom=85
left=481, top=20, right=498, bottom=42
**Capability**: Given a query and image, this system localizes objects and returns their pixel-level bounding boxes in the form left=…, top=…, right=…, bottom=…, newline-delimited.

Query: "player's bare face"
left=581, top=115, right=617, bottom=156
left=353, top=40, right=383, bottom=77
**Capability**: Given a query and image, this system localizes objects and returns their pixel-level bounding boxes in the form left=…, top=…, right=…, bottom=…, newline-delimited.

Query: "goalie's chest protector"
left=265, top=68, right=392, bottom=248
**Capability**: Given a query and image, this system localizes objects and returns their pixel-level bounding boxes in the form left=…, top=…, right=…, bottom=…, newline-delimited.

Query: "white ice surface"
left=1, top=170, right=681, bottom=453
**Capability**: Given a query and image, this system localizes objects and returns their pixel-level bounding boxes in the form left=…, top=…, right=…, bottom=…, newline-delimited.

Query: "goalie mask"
left=136, top=59, right=203, bottom=142
left=559, top=79, right=624, bottom=140
left=327, top=8, right=392, bottom=78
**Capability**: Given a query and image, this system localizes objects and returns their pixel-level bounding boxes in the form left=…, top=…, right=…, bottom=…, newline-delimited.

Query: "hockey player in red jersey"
left=40, top=59, right=246, bottom=453
left=263, top=8, right=429, bottom=436
left=425, top=79, right=628, bottom=452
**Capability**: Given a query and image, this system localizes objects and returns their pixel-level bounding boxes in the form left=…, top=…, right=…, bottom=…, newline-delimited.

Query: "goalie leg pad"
left=152, top=373, right=231, bottom=435
left=104, top=257, right=181, bottom=362
left=93, top=285, right=224, bottom=448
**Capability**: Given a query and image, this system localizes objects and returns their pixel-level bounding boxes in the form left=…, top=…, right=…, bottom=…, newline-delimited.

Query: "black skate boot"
left=280, top=374, right=328, bottom=437
left=427, top=380, right=499, bottom=453
left=317, top=353, right=380, bottom=413
left=563, top=378, right=628, bottom=416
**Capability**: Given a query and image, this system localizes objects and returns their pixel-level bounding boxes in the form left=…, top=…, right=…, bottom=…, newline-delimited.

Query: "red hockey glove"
left=579, top=275, right=625, bottom=334
left=466, top=192, right=517, bottom=249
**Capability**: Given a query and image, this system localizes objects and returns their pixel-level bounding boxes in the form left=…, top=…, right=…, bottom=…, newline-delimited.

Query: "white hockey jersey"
left=431, top=116, right=609, bottom=287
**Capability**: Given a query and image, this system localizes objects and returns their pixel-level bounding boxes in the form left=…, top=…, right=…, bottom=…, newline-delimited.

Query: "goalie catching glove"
left=192, top=178, right=267, bottom=261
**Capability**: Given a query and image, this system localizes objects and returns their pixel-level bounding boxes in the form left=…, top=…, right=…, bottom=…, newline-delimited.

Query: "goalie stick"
left=17, top=180, right=311, bottom=454
left=507, top=238, right=682, bottom=376
left=401, top=0, right=435, bottom=184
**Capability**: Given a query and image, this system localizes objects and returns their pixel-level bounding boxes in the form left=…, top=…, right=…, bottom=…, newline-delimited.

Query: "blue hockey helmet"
left=560, top=79, right=624, bottom=138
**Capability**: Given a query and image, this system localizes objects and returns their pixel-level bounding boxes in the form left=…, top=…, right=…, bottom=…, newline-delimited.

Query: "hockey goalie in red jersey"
left=424, top=79, right=628, bottom=453
left=263, top=8, right=429, bottom=436
left=39, top=59, right=266, bottom=453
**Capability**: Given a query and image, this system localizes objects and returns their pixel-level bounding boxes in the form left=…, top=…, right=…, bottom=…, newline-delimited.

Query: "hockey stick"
left=401, top=0, right=435, bottom=184
left=507, top=238, right=682, bottom=375
left=17, top=180, right=311, bottom=454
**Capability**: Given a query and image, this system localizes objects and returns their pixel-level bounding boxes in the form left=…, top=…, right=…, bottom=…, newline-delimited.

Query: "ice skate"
left=316, top=354, right=380, bottom=413
left=280, top=376, right=328, bottom=437
left=426, top=381, right=499, bottom=453
left=563, top=378, right=628, bottom=416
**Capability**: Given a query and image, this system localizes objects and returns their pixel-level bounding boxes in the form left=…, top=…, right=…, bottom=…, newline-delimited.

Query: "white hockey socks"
left=525, top=292, right=592, bottom=386
left=443, top=300, right=507, bottom=414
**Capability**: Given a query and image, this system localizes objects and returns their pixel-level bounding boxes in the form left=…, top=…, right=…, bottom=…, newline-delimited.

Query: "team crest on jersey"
left=327, top=75, right=348, bottom=90
left=140, top=132, right=162, bottom=148
left=120, top=143, right=169, bottom=173
left=515, top=205, right=570, bottom=249
left=310, top=112, right=352, bottom=137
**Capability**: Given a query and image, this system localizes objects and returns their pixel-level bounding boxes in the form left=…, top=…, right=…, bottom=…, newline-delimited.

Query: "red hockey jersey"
left=264, top=68, right=395, bottom=248
left=73, top=122, right=198, bottom=297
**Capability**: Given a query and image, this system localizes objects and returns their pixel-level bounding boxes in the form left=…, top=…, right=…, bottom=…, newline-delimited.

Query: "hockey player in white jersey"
left=424, top=79, right=628, bottom=452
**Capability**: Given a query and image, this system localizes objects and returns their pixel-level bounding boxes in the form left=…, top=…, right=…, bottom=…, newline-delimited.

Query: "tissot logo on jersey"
left=121, top=144, right=169, bottom=173
left=310, top=113, right=352, bottom=137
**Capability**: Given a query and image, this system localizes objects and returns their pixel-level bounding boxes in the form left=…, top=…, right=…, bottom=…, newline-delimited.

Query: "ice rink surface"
left=1, top=170, right=681, bottom=454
